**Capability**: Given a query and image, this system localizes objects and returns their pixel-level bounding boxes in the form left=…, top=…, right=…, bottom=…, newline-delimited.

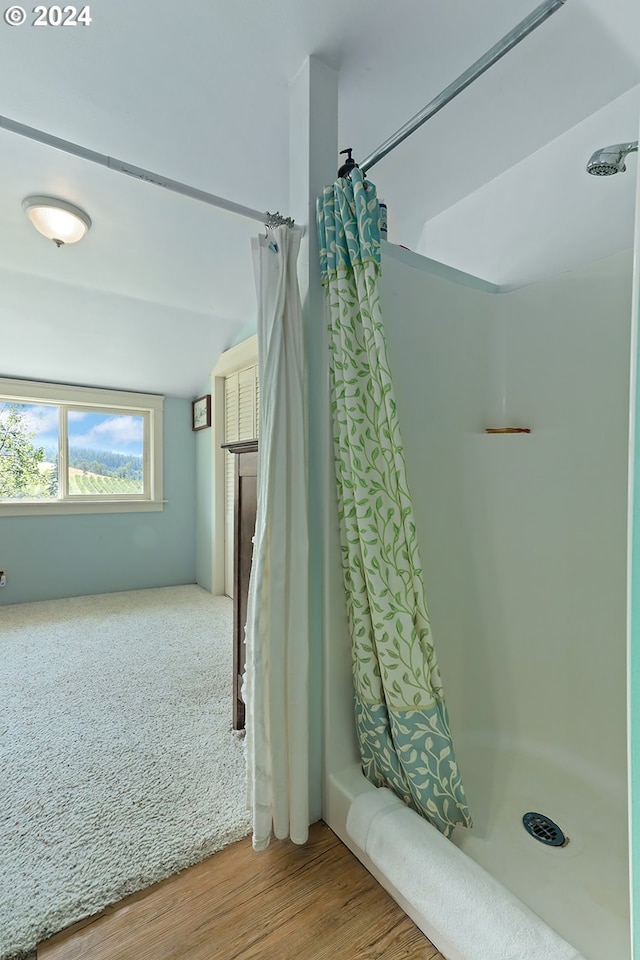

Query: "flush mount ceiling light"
left=22, top=196, right=91, bottom=247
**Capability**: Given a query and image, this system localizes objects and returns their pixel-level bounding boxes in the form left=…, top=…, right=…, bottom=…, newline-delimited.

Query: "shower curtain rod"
left=360, top=0, right=568, bottom=174
left=0, top=114, right=293, bottom=228
left=1, top=0, right=566, bottom=219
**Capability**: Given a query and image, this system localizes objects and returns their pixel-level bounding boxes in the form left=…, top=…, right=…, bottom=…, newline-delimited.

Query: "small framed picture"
left=192, top=394, right=211, bottom=431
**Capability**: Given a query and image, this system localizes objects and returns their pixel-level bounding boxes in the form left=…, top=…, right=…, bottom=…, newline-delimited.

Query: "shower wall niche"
left=323, top=242, right=633, bottom=960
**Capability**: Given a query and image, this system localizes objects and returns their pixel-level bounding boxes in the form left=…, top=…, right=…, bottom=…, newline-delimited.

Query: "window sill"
left=0, top=500, right=165, bottom=517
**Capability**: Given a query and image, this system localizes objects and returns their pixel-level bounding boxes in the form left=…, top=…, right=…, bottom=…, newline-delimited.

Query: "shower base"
left=450, top=734, right=630, bottom=960
left=325, top=737, right=629, bottom=960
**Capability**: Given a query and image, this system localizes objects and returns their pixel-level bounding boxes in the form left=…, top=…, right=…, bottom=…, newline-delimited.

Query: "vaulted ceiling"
left=0, top=0, right=638, bottom=397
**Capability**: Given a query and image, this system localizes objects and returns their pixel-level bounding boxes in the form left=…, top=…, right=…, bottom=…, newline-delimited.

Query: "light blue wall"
left=0, top=397, right=196, bottom=606
left=230, top=319, right=257, bottom=347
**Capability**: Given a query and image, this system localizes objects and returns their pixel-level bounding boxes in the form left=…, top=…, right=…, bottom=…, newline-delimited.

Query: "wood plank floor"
left=39, top=822, right=444, bottom=960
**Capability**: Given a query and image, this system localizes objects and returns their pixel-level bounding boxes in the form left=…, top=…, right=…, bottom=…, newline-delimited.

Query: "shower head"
left=586, top=141, right=638, bottom=176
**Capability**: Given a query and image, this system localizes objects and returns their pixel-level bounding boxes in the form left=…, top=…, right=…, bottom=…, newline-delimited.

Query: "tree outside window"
left=0, top=403, right=56, bottom=499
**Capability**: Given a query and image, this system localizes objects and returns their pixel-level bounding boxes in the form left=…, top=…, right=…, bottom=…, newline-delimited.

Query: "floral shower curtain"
left=316, top=169, right=471, bottom=836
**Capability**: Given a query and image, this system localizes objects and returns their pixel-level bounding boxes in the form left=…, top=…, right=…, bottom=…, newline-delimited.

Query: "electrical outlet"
left=0, top=571, right=6, bottom=587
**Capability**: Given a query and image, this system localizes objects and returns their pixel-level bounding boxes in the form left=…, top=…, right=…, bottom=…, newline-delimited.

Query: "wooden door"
left=222, top=439, right=258, bottom=730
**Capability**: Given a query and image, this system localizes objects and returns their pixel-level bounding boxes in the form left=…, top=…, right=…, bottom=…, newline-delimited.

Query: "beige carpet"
left=0, top=585, right=250, bottom=960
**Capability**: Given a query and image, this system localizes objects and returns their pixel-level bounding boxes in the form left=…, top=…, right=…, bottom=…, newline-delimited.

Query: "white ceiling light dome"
left=22, top=196, right=91, bottom=247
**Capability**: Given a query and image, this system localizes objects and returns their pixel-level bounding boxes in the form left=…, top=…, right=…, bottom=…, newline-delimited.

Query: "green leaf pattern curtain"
left=316, top=169, right=471, bottom=836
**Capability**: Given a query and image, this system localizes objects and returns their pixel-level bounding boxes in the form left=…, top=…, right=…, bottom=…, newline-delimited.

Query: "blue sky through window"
left=3, top=403, right=59, bottom=453
left=4, top=404, right=143, bottom=457
left=67, top=411, right=143, bottom=457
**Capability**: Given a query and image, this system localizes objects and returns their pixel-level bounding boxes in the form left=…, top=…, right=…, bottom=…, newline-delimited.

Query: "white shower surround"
left=323, top=244, right=632, bottom=960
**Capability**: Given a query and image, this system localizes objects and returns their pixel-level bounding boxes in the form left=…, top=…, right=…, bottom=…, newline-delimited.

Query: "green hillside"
left=68, top=473, right=143, bottom=495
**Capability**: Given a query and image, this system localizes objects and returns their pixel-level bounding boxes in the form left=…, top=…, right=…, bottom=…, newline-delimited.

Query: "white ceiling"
left=0, top=0, right=639, bottom=397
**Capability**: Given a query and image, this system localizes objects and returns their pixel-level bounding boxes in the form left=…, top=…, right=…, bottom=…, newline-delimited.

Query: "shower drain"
left=522, top=811, right=569, bottom=847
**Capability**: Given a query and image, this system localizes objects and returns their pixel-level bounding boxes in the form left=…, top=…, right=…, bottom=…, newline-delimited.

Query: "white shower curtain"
left=245, top=224, right=310, bottom=850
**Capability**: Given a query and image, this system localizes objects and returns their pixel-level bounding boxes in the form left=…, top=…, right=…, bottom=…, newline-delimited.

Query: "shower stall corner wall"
left=322, top=242, right=632, bottom=960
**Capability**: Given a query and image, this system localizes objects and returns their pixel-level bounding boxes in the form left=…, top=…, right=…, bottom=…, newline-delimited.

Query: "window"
left=0, top=378, right=163, bottom=515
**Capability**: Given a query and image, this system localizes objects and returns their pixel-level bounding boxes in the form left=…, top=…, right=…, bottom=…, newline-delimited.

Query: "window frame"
left=0, top=377, right=164, bottom=516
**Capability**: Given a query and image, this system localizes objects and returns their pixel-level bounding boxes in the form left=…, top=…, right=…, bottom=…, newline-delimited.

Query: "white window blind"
left=224, top=364, right=258, bottom=597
